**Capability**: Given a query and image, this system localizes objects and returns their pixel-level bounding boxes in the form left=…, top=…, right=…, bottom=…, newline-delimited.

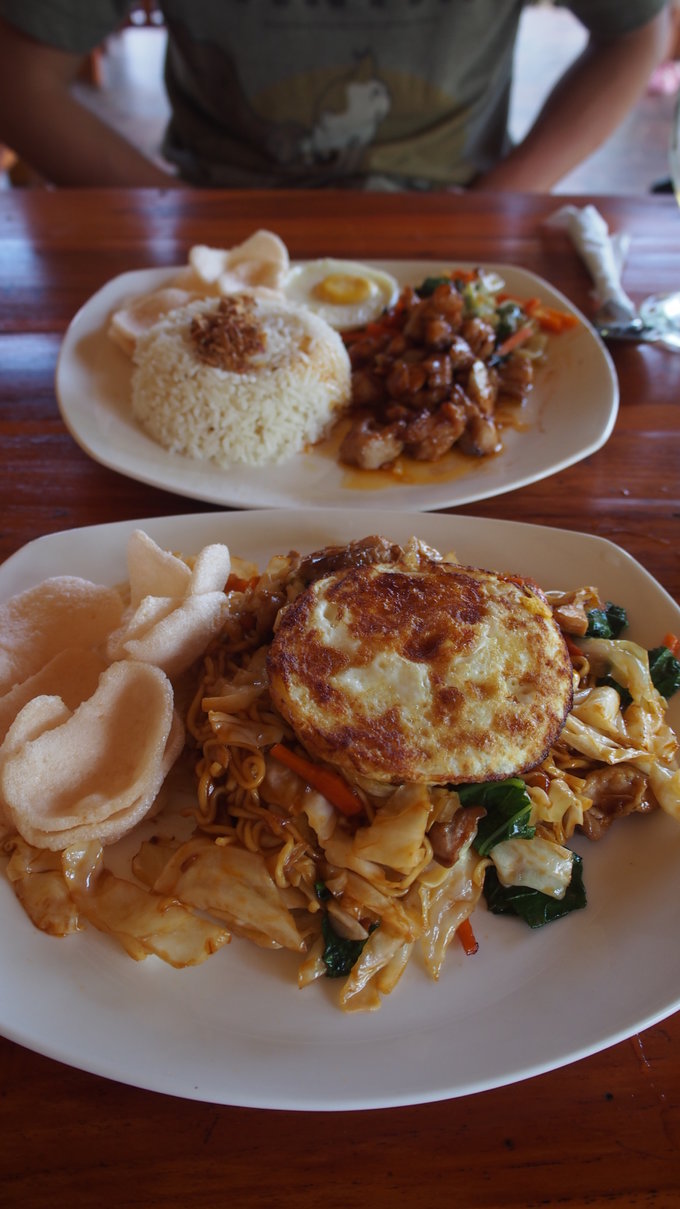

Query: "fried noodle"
left=179, top=556, right=679, bottom=1011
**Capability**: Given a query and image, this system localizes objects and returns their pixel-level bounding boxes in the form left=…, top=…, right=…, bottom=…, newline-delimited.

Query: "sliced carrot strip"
left=269, top=743, right=364, bottom=817
left=524, top=298, right=579, bottom=332
left=457, top=917, right=479, bottom=956
left=564, top=633, right=585, bottom=661
left=495, top=323, right=535, bottom=358
left=663, top=632, right=680, bottom=657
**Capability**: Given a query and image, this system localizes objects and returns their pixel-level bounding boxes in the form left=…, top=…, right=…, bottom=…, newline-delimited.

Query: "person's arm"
left=472, top=8, right=670, bottom=191
left=0, top=18, right=178, bottom=186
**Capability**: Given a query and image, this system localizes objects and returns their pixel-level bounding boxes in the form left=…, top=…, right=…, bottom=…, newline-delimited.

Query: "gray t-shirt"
left=0, top=0, right=669, bottom=188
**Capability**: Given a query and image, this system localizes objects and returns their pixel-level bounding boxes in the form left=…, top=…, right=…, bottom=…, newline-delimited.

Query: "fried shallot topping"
left=190, top=296, right=266, bottom=371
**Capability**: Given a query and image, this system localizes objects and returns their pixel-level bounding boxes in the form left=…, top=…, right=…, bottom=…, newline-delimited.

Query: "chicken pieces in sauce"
left=341, top=280, right=534, bottom=470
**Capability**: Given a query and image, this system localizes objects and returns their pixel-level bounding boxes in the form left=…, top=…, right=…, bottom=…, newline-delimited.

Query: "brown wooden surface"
left=1, top=189, right=679, bottom=1207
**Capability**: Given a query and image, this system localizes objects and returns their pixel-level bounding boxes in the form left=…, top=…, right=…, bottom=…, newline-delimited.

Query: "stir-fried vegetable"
left=269, top=742, right=364, bottom=816
left=321, top=915, right=375, bottom=979
left=456, top=778, right=535, bottom=856
left=494, top=300, right=526, bottom=343
left=586, top=602, right=629, bottom=639
left=648, top=645, right=680, bottom=699
left=584, top=607, right=680, bottom=702
left=456, top=777, right=584, bottom=928
left=586, top=612, right=680, bottom=699
left=415, top=267, right=578, bottom=354
left=416, top=275, right=455, bottom=299
left=494, top=323, right=536, bottom=359
left=315, top=881, right=377, bottom=978
left=484, top=855, right=587, bottom=929
left=456, top=917, right=479, bottom=956
left=663, top=632, right=680, bottom=658
left=522, top=297, right=580, bottom=333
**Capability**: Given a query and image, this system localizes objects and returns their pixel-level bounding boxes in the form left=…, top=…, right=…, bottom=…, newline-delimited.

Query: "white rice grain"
left=130, top=293, right=351, bottom=467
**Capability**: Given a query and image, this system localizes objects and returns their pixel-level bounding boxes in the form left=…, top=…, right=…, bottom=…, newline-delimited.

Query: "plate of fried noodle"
left=0, top=509, right=678, bottom=1110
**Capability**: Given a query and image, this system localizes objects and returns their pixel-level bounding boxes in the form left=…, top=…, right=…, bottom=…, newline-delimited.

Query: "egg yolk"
left=312, top=273, right=372, bottom=306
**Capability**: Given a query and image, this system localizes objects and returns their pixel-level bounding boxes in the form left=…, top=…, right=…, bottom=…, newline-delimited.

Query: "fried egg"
left=267, top=557, right=573, bottom=786
left=282, top=258, right=399, bottom=329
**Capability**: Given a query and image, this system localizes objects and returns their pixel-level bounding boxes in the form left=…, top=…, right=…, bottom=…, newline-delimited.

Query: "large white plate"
left=55, top=263, right=618, bottom=511
left=1, top=510, right=678, bottom=1111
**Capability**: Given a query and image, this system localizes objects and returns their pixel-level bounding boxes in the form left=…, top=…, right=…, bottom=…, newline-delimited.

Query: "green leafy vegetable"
left=494, top=300, right=525, bottom=343
left=320, top=915, right=375, bottom=979
left=585, top=602, right=628, bottom=639
left=456, top=778, right=535, bottom=856
left=648, top=645, right=680, bottom=699
left=596, top=644, right=680, bottom=703
left=316, top=882, right=376, bottom=978
left=483, top=854, right=587, bottom=928
left=416, top=275, right=453, bottom=298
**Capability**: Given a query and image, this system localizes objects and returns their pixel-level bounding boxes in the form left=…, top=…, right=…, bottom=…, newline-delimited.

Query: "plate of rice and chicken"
left=55, top=230, right=618, bottom=511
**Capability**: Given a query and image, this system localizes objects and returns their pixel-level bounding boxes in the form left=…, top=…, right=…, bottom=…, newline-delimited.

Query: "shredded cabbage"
left=490, top=837, right=574, bottom=899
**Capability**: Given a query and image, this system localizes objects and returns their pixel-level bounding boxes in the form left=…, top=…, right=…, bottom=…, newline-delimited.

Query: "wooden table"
left=1, top=190, right=679, bottom=1207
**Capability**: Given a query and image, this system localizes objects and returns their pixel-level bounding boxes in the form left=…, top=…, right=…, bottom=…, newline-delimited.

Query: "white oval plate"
left=1, top=510, right=677, bottom=1111
left=55, top=263, right=618, bottom=510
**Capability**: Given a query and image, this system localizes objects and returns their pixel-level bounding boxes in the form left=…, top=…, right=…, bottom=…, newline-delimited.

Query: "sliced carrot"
left=541, top=311, right=577, bottom=333
left=523, top=297, right=548, bottom=316
left=663, top=632, right=680, bottom=657
left=495, top=323, right=535, bottom=358
left=343, top=298, right=407, bottom=342
left=269, top=743, right=364, bottom=817
left=457, top=917, right=479, bottom=956
left=524, top=298, right=579, bottom=333
left=564, top=633, right=585, bottom=661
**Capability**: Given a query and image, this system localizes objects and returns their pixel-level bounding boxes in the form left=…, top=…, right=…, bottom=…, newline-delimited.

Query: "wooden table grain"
left=1, top=189, right=679, bottom=1208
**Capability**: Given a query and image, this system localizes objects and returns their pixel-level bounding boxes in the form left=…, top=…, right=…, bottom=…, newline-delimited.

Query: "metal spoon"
left=592, top=297, right=680, bottom=346
left=591, top=299, right=661, bottom=344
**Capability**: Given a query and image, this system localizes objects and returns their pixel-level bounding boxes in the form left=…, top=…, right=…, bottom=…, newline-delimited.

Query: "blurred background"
left=2, top=0, right=679, bottom=192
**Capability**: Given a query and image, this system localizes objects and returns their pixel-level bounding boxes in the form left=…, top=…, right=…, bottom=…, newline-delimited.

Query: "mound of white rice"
left=130, top=292, right=352, bottom=467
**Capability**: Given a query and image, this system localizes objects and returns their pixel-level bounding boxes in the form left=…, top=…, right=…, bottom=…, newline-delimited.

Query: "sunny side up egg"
left=282, top=258, right=399, bottom=330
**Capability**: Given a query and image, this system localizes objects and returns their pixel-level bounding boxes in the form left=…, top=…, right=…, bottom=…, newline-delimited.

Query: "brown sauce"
left=314, top=406, right=529, bottom=492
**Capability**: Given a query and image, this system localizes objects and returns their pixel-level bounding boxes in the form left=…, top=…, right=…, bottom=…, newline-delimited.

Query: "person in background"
left=0, top=0, right=670, bottom=191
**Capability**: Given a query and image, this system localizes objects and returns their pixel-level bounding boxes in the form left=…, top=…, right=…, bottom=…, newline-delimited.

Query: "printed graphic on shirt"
left=298, top=55, right=391, bottom=163
left=164, top=10, right=492, bottom=185
left=168, top=27, right=398, bottom=176
left=253, top=54, right=469, bottom=183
